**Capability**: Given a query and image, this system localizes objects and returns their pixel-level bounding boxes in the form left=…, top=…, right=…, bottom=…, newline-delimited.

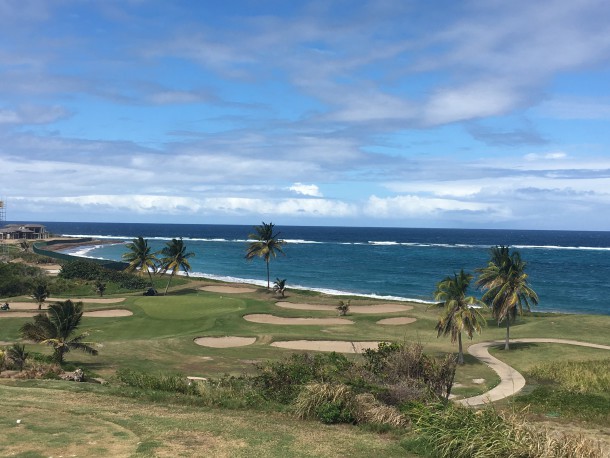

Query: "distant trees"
left=159, top=238, right=195, bottom=295
left=245, top=222, right=286, bottom=289
left=20, top=300, right=98, bottom=364
left=433, top=270, right=486, bottom=364
left=476, top=246, right=538, bottom=350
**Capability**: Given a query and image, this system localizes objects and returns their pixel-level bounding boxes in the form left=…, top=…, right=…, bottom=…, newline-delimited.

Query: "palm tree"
left=245, top=222, right=286, bottom=289
left=433, top=270, right=486, bottom=364
left=6, top=343, right=29, bottom=371
left=273, top=278, right=287, bottom=297
left=476, top=246, right=538, bottom=350
left=20, top=300, right=98, bottom=364
left=337, top=300, right=351, bottom=316
left=122, top=236, right=158, bottom=286
left=159, top=238, right=194, bottom=295
left=94, top=279, right=106, bottom=297
left=32, top=283, right=49, bottom=310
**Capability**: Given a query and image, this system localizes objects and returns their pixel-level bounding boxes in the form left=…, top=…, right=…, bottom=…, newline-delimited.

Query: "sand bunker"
left=1, top=302, right=48, bottom=310
left=194, top=336, right=257, bottom=348
left=47, top=297, right=126, bottom=304
left=200, top=286, right=258, bottom=294
left=243, top=314, right=353, bottom=325
left=376, top=317, right=417, bottom=325
left=271, top=340, right=385, bottom=353
left=84, top=309, right=133, bottom=317
left=0, top=309, right=133, bottom=318
left=276, top=301, right=413, bottom=314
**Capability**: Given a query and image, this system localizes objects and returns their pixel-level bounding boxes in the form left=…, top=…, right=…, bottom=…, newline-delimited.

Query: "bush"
left=115, top=369, right=196, bottom=395
left=253, top=352, right=351, bottom=403
left=0, top=262, right=43, bottom=296
left=60, top=260, right=147, bottom=290
left=528, top=358, right=610, bottom=394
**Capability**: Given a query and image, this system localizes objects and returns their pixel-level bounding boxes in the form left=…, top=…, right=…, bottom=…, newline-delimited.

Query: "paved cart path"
left=459, top=338, right=610, bottom=406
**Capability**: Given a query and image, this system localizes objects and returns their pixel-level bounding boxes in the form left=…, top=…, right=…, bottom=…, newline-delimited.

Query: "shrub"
left=528, top=358, right=610, bottom=394
left=115, top=369, right=196, bottom=395
left=253, top=352, right=351, bottom=403
left=60, top=260, right=147, bottom=290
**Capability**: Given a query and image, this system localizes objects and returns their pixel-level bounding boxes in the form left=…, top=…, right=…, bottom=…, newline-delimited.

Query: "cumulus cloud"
left=288, top=183, right=322, bottom=197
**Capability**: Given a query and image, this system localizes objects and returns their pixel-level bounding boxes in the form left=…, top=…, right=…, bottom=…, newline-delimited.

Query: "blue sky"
left=1, top=0, right=610, bottom=230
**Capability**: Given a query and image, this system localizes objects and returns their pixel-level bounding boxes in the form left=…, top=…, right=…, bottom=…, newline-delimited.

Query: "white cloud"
left=364, top=195, right=494, bottom=218
left=288, top=183, right=322, bottom=197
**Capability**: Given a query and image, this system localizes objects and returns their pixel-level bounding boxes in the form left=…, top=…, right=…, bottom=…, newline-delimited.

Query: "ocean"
left=27, top=222, right=610, bottom=316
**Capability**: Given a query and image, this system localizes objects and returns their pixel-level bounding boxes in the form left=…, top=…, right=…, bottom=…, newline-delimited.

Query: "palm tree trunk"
left=457, top=332, right=464, bottom=364
left=147, top=269, right=154, bottom=288
left=165, top=272, right=175, bottom=295
left=505, top=319, right=510, bottom=350
left=266, top=260, right=270, bottom=289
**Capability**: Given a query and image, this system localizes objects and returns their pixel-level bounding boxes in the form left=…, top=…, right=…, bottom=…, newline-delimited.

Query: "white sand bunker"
left=0, top=309, right=133, bottom=318
left=84, top=309, right=133, bottom=317
left=271, top=340, right=385, bottom=353
left=47, top=297, right=126, bottom=304
left=377, top=317, right=417, bottom=325
left=243, top=314, right=353, bottom=325
left=194, top=336, right=257, bottom=348
left=276, top=302, right=413, bottom=314
left=2, top=302, right=48, bottom=310
left=200, top=286, right=258, bottom=294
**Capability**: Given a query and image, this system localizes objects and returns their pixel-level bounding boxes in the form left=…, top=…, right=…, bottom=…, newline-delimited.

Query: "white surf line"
left=459, top=338, right=610, bottom=407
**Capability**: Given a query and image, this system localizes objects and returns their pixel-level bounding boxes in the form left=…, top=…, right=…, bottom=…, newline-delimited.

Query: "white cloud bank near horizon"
left=1, top=0, right=610, bottom=230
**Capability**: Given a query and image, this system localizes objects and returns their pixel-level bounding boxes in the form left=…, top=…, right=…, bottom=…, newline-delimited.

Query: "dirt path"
left=459, top=338, right=610, bottom=407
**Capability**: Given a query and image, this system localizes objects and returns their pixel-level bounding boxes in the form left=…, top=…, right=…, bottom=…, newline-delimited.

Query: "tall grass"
left=528, top=358, right=610, bottom=394
left=405, top=403, right=606, bottom=458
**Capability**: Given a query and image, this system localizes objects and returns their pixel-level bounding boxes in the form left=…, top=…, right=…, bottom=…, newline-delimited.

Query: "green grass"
left=0, top=382, right=412, bottom=457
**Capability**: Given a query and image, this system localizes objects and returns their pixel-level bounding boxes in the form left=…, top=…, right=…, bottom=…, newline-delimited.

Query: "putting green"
left=134, top=296, right=245, bottom=320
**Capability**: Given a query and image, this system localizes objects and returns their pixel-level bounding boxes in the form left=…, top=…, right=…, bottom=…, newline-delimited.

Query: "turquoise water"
left=31, top=222, right=610, bottom=315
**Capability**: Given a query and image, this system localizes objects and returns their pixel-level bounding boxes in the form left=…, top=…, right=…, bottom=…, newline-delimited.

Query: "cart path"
left=458, top=338, right=610, bottom=407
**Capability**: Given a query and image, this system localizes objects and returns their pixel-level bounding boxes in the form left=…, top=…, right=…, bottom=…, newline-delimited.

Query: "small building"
left=0, top=224, right=49, bottom=240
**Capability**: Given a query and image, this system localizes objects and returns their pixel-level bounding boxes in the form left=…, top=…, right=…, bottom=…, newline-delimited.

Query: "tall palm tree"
left=20, top=300, right=98, bottom=364
left=122, top=236, right=158, bottom=286
left=245, top=222, right=286, bottom=289
left=159, top=238, right=194, bottom=295
left=433, top=270, right=486, bottom=364
left=32, top=283, right=49, bottom=310
left=476, top=246, right=538, bottom=350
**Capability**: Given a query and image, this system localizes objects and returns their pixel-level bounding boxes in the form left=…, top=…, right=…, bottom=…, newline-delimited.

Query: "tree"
left=476, top=246, right=538, bottom=350
left=159, top=238, right=194, bottom=295
left=19, top=240, right=31, bottom=252
left=122, top=236, right=158, bottom=286
left=94, top=279, right=106, bottom=297
left=433, top=270, right=486, bottom=364
left=6, top=343, right=29, bottom=371
left=245, top=222, right=286, bottom=289
left=336, top=300, right=351, bottom=316
left=20, top=300, right=98, bottom=364
left=273, top=278, right=287, bottom=297
left=32, top=282, right=49, bottom=310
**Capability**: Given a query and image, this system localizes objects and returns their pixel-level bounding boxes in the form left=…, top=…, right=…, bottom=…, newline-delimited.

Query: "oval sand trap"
left=276, top=302, right=413, bottom=314
left=47, top=297, right=126, bottom=304
left=243, top=314, right=353, bottom=325
left=200, top=286, right=258, bottom=294
left=0, top=309, right=133, bottom=318
left=377, top=317, right=417, bottom=325
left=84, top=309, right=133, bottom=317
left=271, top=340, right=385, bottom=353
left=194, top=336, right=257, bottom=348
left=0, top=302, right=48, bottom=310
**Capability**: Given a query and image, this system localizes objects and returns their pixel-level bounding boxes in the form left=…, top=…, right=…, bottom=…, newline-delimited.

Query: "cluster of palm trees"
left=122, top=237, right=194, bottom=295
left=433, top=245, right=538, bottom=364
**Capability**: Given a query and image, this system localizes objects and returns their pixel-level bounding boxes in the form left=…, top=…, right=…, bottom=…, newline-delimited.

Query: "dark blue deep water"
left=24, top=222, right=610, bottom=315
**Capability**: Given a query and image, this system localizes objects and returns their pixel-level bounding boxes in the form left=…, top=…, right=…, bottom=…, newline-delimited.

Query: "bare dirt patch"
left=194, top=336, right=257, bottom=348
left=275, top=301, right=413, bottom=314
left=376, top=317, right=417, bottom=325
left=200, top=286, right=257, bottom=294
left=243, top=314, right=353, bottom=325
left=271, top=340, right=385, bottom=353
